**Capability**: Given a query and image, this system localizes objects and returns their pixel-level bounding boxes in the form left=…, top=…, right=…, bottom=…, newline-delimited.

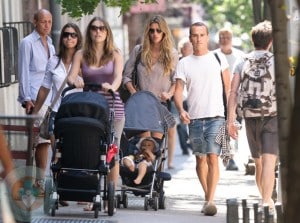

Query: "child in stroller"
left=117, top=91, right=175, bottom=211
left=121, top=137, right=160, bottom=185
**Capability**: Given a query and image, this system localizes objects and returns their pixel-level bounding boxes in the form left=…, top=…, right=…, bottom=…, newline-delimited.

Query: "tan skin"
left=174, top=25, right=231, bottom=204
left=122, top=139, right=156, bottom=185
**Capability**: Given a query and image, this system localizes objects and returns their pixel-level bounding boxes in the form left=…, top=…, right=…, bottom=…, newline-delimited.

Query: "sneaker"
left=201, top=201, right=208, bottom=213
left=203, top=202, right=217, bottom=216
left=226, top=159, right=239, bottom=171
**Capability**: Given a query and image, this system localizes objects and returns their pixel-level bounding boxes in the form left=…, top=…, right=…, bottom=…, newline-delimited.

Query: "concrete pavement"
left=1, top=125, right=263, bottom=223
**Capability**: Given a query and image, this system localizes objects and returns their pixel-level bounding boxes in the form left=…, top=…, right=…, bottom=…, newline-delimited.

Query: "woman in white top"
left=33, top=22, right=82, bottom=152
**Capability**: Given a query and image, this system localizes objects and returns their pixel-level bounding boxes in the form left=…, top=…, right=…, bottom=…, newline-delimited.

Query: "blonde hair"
left=141, top=15, right=175, bottom=76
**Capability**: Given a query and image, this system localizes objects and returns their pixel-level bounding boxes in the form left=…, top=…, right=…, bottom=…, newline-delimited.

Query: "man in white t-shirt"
left=174, top=22, right=231, bottom=216
left=214, top=28, right=245, bottom=171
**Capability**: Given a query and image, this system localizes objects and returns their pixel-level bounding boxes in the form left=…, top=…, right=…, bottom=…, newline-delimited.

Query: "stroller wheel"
left=159, top=191, right=166, bottom=209
left=44, top=177, right=53, bottom=215
left=107, top=181, right=115, bottom=216
left=144, top=196, right=149, bottom=211
left=153, top=196, right=158, bottom=211
left=94, top=206, right=99, bottom=218
left=116, top=194, right=121, bottom=208
left=51, top=206, right=56, bottom=216
left=122, top=192, right=128, bottom=208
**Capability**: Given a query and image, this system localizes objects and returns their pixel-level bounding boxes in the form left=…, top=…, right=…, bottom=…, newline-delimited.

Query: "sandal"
left=83, top=203, right=94, bottom=211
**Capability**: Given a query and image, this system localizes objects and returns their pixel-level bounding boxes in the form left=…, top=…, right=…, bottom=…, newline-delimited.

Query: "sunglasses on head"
left=90, top=25, right=106, bottom=32
left=149, top=28, right=162, bottom=34
left=62, top=32, right=78, bottom=39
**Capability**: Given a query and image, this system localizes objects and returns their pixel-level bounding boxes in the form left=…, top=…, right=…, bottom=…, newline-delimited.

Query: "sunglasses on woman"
left=62, top=32, right=78, bottom=39
left=149, top=28, right=162, bottom=34
left=90, top=25, right=106, bottom=32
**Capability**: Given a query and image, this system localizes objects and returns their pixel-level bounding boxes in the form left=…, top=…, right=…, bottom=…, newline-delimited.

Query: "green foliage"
left=194, top=0, right=254, bottom=51
left=56, top=0, right=157, bottom=18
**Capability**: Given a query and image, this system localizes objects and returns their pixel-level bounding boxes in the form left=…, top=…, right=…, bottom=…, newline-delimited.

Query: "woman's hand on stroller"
left=70, top=75, right=84, bottom=88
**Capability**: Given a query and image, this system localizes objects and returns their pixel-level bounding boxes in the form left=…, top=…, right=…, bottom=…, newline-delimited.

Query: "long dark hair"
left=55, top=22, right=82, bottom=68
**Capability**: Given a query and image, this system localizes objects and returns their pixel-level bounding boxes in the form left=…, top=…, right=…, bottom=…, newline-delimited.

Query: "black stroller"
left=117, top=91, right=174, bottom=211
left=43, top=84, right=117, bottom=218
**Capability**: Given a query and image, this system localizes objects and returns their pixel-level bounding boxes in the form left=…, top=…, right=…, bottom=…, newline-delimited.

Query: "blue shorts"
left=48, top=111, right=57, bottom=135
left=188, top=117, right=225, bottom=156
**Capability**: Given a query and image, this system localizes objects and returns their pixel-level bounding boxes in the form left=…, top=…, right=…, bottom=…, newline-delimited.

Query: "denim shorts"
left=188, top=117, right=225, bottom=156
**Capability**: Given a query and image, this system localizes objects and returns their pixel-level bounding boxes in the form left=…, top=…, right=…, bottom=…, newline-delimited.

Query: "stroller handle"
left=61, top=83, right=116, bottom=99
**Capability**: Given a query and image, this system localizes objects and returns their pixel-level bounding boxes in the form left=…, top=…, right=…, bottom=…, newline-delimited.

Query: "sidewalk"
left=0, top=125, right=262, bottom=223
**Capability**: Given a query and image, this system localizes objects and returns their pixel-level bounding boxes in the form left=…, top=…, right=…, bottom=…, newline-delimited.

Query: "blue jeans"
left=188, top=117, right=224, bottom=156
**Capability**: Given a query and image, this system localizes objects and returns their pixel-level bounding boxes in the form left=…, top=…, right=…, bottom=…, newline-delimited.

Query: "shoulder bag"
left=39, top=77, right=68, bottom=139
left=119, top=47, right=142, bottom=103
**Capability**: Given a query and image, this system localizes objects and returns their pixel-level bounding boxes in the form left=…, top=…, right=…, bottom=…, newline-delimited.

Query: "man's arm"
left=18, top=40, right=34, bottom=113
left=227, top=74, right=241, bottom=139
left=174, top=79, right=190, bottom=124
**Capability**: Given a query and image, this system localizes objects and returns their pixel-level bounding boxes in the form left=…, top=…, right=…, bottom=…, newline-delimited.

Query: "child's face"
left=140, top=140, right=155, bottom=152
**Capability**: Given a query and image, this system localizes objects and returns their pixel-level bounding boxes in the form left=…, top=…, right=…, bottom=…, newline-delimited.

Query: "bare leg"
left=254, top=157, right=263, bottom=195
left=122, top=157, right=135, bottom=172
left=261, top=154, right=277, bottom=206
left=196, top=156, right=208, bottom=200
left=108, top=162, right=119, bottom=188
left=134, top=162, right=148, bottom=185
left=206, top=154, right=219, bottom=202
left=167, top=126, right=176, bottom=169
left=35, top=142, right=49, bottom=180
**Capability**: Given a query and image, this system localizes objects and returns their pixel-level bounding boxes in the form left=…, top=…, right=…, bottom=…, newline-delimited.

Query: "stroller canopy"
left=55, top=91, right=110, bottom=130
left=124, top=91, right=175, bottom=138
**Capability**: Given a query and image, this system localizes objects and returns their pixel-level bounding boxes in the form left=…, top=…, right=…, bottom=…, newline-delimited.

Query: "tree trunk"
left=268, top=0, right=293, bottom=214
left=285, top=1, right=300, bottom=222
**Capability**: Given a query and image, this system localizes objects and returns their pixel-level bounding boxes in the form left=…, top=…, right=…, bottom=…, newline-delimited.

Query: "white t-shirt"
left=214, top=47, right=245, bottom=79
left=175, top=51, right=229, bottom=119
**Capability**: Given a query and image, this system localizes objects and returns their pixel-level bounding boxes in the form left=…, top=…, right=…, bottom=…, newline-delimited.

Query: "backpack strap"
left=214, top=52, right=227, bottom=119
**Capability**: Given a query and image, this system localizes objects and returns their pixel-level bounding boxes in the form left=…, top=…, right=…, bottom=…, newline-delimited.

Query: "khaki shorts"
left=34, top=104, right=51, bottom=147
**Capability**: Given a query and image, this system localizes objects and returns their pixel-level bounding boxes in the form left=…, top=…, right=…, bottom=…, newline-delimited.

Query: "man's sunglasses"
left=149, top=28, right=162, bottom=34
left=62, top=32, right=78, bottom=39
left=90, top=25, right=106, bottom=32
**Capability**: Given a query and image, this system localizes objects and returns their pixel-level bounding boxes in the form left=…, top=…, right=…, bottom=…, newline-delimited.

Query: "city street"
left=1, top=126, right=262, bottom=223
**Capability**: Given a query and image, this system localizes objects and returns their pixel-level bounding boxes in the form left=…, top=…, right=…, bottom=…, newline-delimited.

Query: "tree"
left=55, top=0, right=157, bottom=17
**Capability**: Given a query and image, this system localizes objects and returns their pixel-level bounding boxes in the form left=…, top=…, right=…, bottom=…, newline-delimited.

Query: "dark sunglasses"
left=62, top=32, right=78, bottom=39
left=90, top=25, right=106, bottom=32
left=149, top=28, right=162, bottom=34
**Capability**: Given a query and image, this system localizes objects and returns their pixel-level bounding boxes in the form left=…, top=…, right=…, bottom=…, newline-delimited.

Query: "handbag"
left=119, top=46, right=142, bottom=103
left=39, top=76, right=68, bottom=139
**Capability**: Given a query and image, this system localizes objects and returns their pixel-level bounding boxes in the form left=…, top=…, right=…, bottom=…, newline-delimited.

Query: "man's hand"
left=227, top=122, right=239, bottom=140
left=179, top=110, right=190, bottom=124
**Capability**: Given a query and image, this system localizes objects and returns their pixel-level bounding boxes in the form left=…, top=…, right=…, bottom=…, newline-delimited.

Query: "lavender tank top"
left=82, top=61, right=125, bottom=120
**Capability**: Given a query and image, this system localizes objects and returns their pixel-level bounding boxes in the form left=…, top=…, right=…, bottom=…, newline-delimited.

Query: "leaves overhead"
left=56, top=0, right=158, bottom=18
